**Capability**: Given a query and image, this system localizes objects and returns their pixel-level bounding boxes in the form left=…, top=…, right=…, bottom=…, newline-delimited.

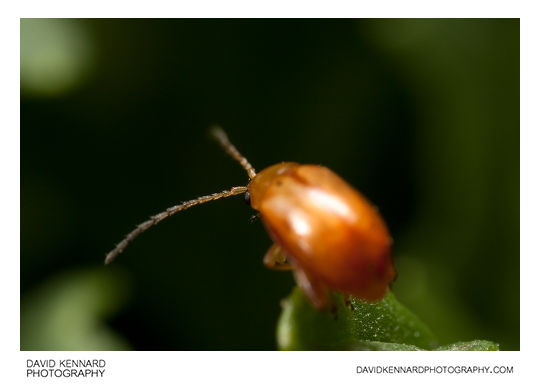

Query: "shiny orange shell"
left=249, top=162, right=395, bottom=303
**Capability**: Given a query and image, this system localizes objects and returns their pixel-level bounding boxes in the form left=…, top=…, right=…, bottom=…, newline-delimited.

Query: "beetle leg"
left=263, top=243, right=293, bottom=270
left=293, top=267, right=328, bottom=310
left=249, top=212, right=261, bottom=223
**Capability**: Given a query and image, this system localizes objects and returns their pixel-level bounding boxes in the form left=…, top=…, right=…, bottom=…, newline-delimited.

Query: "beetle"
left=105, top=127, right=395, bottom=309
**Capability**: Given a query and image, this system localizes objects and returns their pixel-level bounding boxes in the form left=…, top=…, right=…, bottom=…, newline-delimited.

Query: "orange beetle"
left=105, top=127, right=395, bottom=309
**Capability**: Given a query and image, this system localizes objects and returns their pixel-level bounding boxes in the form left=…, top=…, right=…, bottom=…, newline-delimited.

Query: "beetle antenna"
left=210, top=126, right=257, bottom=179
left=104, top=186, right=248, bottom=265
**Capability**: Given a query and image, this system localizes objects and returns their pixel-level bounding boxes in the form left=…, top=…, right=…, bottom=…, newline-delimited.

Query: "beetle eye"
left=244, top=191, right=251, bottom=206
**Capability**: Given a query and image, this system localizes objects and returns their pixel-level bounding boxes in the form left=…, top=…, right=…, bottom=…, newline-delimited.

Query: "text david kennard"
left=27, top=359, right=106, bottom=378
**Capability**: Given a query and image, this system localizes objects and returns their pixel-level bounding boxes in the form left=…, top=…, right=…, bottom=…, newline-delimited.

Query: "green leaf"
left=436, top=340, right=499, bottom=351
left=346, top=340, right=425, bottom=351
left=276, top=287, right=499, bottom=351
left=340, top=340, right=499, bottom=351
left=277, top=287, right=438, bottom=350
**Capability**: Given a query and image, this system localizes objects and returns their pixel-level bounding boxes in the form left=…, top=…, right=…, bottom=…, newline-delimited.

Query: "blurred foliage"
left=21, top=268, right=130, bottom=350
left=277, top=287, right=498, bottom=351
left=20, top=19, right=519, bottom=350
left=20, top=19, right=94, bottom=96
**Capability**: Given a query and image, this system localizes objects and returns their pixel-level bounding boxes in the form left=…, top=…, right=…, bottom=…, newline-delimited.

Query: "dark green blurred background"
left=20, top=19, right=519, bottom=351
